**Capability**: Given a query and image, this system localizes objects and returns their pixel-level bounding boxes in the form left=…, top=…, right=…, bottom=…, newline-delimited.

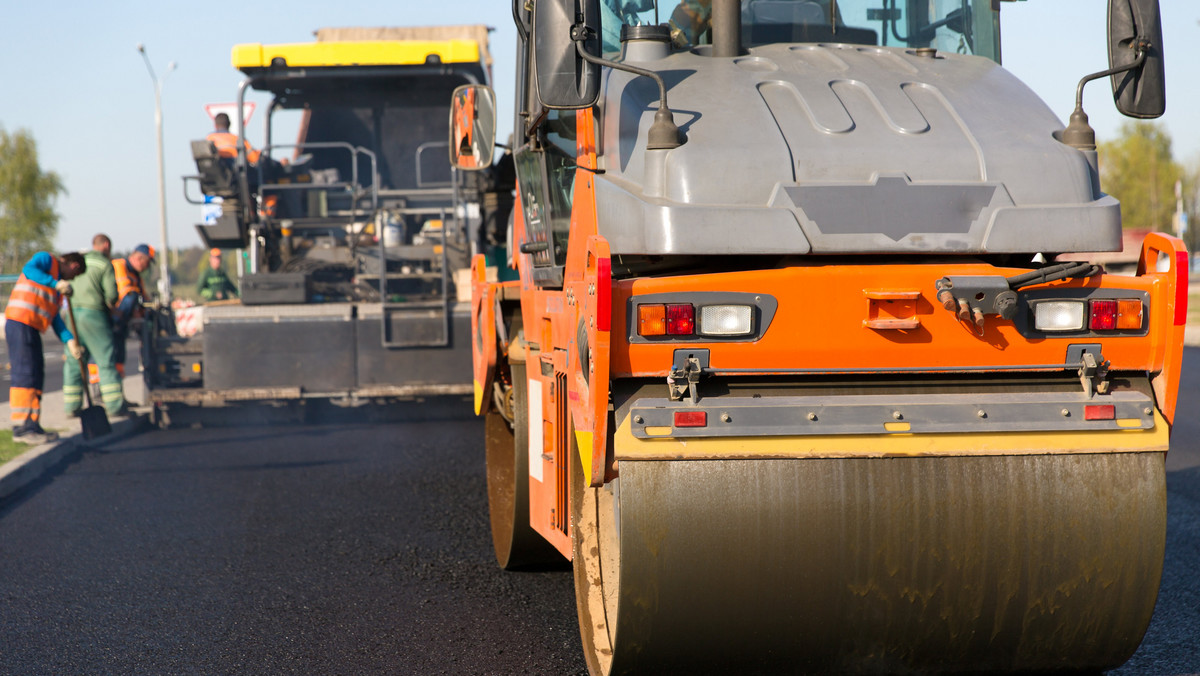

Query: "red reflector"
left=674, top=410, right=707, bottom=427
left=1084, top=405, right=1115, bottom=421
left=1175, top=250, right=1189, bottom=326
left=1089, top=299, right=1117, bottom=330
left=596, top=257, right=611, bottom=332
left=666, top=304, right=695, bottom=335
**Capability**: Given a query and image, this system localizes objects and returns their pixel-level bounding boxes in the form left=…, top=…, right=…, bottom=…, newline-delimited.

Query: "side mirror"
left=1108, top=0, right=1165, bottom=119
left=534, top=0, right=601, bottom=109
left=449, top=85, right=497, bottom=171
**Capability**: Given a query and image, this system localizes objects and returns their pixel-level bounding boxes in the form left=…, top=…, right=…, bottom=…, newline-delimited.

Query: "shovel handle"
left=64, top=297, right=96, bottom=409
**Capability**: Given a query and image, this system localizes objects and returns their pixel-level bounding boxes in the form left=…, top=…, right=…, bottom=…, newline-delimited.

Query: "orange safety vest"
left=4, top=257, right=61, bottom=333
left=112, top=257, right=146, bottom=303
left=206, top=130, right=261, bottom=164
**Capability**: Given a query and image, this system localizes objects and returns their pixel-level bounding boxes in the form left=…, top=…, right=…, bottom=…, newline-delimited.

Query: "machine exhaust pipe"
left=712, top=0, right=741, bottom=57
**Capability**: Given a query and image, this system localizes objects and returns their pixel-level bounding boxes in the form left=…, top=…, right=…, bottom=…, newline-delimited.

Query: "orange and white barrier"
left=174, top=305, right=204, bottom=337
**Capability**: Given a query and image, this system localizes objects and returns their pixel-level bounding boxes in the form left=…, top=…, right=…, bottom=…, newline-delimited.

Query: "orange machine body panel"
left=474, top=108, right=1188, bottom=559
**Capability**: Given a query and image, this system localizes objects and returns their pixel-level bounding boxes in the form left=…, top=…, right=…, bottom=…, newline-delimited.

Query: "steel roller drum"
left=574, top=452, right=1166, bottom=675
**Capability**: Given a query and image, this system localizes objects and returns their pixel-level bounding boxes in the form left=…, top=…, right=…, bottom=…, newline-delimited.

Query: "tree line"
left=1, top=126, right=238, bottom=302
left=3, top=122, right=1197, bottom=288
left=1099, top=121, right=1198, bottom=242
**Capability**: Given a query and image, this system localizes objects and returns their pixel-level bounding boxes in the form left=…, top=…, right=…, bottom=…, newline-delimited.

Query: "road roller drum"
left=574, top=452, right=1166, bottom=675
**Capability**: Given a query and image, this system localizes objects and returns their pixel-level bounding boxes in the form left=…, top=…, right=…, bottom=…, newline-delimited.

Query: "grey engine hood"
left=595, top=43, right=1119, bottom=256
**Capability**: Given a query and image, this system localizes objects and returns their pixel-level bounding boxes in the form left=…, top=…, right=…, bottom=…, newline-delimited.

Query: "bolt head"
left=807, top=412, right=817, bottom=421
left=1061, top=408, right=1071, bottom=417
left=721, top=413, right=731, bottom=423
left=892, top=411, right=903, bottom=420
left=633, top=415, right=644, bottom=424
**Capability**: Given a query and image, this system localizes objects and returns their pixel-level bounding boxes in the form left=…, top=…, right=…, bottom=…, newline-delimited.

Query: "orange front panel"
left=611, top=263, right=1172, bottom=378
left=525, top=350, right=573, bottom=559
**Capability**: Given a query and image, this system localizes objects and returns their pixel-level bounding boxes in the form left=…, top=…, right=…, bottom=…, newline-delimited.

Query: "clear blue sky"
left=1, top=1, right=1196, bottom=258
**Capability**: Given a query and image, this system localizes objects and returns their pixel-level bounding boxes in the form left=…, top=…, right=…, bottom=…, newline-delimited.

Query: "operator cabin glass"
left=514, top=109, right=577, bottom=270
left=600, top=0, right=1001, bottom=64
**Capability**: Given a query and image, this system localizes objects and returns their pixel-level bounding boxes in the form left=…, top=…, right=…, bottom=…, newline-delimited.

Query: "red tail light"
left=1089, top=300, right=1117, bottom=330
left=665, top=304, right=695, bottom=335
left=674, top=410, right=707, bottom=427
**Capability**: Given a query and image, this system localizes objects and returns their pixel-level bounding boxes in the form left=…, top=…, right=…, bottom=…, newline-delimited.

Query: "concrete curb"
left=0, top=414, right=151, bottom=503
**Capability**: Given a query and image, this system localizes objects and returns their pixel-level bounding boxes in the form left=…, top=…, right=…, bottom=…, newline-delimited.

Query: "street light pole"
left=137, top=44, right=176, bottom=303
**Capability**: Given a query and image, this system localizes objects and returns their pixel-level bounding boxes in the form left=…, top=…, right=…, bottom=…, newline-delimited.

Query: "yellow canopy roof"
left=232, top=39, right=482, bottom=70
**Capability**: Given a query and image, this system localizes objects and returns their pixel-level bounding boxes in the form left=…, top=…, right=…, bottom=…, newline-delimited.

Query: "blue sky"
left=1, top=1, right=1196, bottom=257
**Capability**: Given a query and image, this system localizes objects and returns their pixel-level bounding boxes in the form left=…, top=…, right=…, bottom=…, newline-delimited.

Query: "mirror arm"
left=1062, top=40, right=1148, bottom=151
left=512, top=0, right=529, bottom=43
left=524, top=106, right=549, bottom=138
left=570, top=24, right=683, bottom=150
left=1072, top=40, right=1148, bottom=111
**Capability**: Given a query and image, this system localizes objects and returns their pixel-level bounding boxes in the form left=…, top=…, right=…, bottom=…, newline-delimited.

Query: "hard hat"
left=210, top=248, right=222, bottom=257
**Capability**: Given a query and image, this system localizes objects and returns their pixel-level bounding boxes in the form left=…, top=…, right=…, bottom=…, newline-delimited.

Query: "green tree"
left=0, top=127, right=65, bottom=272
left=1099, top=121, right=1182, bottom=231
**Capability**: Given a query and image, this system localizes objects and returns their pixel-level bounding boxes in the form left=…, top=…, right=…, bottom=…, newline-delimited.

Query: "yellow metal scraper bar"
left=613, top=410, right=1171, bottom=460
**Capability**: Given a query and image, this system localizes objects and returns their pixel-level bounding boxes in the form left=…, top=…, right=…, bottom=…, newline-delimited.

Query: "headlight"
left=698, top=305, right=753, bottom=336
left=1034, top=301, right=1085, bottom=332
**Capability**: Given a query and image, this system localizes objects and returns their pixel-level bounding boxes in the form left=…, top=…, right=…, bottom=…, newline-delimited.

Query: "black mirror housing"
left=449, top=85, right=498, bottom=171
left=1108, top=0, right=1166, bottom=119
left=534, top=0, right=601, bottom=109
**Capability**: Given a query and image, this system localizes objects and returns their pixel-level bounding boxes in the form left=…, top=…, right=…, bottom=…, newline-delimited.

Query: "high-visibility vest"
left=113, top=258, right=146, bottom=304
left=4, top=257, right=61, bottom=333
left=206, top=130, right=261, bottom=164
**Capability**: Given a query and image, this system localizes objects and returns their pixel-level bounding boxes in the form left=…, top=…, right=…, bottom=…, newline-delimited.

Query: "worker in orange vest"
left=111, top=244, right=154, bottom=377
left=207, top=112, right=261, bottom=165
left=4, top=251, right=86, bottom=443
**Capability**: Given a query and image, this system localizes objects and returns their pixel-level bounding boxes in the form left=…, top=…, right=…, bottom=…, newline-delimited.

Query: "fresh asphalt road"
left=1, top=356, right=1199, bottom=674
left=0, top=405, right=586, bottom=674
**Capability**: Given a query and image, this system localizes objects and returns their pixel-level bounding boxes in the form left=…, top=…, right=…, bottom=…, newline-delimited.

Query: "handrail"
left=415, top=141, right=453, bottom=188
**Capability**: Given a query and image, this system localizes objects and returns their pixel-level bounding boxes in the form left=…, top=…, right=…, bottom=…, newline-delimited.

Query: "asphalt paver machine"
left=146, top=27, right=512, bottom=421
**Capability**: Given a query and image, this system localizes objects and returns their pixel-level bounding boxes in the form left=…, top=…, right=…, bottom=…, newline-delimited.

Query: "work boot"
left=12, top=422, right=58, bottom=444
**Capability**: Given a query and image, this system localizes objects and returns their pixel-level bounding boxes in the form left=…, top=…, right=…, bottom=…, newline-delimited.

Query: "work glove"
left=55, top=280, right=73, bottom=296
left=67, top=339, right=84, bottom=361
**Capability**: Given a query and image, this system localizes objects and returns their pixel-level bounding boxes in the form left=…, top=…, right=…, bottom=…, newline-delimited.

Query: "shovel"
left=65, top=297, right=112, bottom=440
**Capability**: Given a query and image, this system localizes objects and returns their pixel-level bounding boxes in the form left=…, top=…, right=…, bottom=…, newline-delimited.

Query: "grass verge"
left=0, top=429, right=31, bottom=465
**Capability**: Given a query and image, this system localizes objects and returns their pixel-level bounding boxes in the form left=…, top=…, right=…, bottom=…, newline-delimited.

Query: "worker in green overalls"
left=64, top=234, right=128, bottom=416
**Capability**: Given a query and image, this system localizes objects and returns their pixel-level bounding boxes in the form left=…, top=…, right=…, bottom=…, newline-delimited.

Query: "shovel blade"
left=79, top=406, right=111, bottom=440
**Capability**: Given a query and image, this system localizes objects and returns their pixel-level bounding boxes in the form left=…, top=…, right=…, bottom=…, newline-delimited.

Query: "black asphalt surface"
left=0, top=410, right=584, bottom=674
left=1, top=353, right=1199, bottom=674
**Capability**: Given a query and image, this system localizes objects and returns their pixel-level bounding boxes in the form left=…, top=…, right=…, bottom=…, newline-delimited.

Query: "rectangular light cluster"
left=637, top=303, right=753, bottom=337
left=1033, top=298, right=1143, bottom=332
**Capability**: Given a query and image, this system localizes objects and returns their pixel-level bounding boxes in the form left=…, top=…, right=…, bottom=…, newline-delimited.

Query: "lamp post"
left=137, top=44, right=176, bottom=302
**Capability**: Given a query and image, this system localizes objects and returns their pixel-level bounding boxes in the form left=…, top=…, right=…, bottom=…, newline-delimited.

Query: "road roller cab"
left=456, top=0, right=1184, bottom=673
